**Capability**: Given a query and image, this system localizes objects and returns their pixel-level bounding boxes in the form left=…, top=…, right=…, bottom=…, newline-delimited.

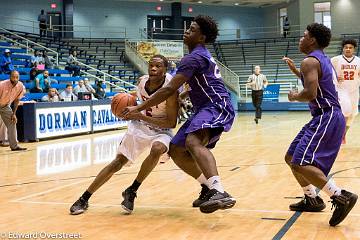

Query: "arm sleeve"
left=176, top=54, right=202, bottom=79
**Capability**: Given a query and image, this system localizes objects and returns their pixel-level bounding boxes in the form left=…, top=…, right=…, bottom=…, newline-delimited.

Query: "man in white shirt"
left=60, top=84, right=77, bottom=101
left=246, top=65, right=268, bottom=124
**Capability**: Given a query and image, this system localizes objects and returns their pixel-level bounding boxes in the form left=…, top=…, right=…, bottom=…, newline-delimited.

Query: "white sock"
left=208, top=176, right=224, bottom=193
left=322, top=179, right=342, bottom=197
left=196, top=173, right=210, bottom=188
left=302, top=184, right=317, bottom=198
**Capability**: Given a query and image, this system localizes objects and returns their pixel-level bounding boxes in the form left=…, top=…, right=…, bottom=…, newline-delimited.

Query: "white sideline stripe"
left=11, top=179, right=90, bottom=202
left=9, top=200, right=360, bottom=217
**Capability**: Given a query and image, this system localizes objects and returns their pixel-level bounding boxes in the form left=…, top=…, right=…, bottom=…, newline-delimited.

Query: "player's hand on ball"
left=124, top=109, right=143, bottom=121
left=288, top=90, right=298, bottom=102
left=122, top=106, right=139, bottom=119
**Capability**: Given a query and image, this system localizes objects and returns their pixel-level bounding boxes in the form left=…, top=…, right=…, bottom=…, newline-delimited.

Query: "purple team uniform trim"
left=171, top=45, right=235, bottom=148
left=288, top=50, right=345, bottom=176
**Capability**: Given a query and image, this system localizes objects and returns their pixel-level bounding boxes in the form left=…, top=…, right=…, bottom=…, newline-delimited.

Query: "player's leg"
left=343, top=114, right=355, bottom=143
left=251, top=90, right=258, bottom=123
left=257, top=90, right=263, bottom=120
left=291, top=110, right=357, bottom=226
left=69, top=154, right=129, bottom=215
left=121, top=141, right=167, bottom=213
left=169, top=143, right=210, bottom=207
left=286, top=123, right=326, bottom=212
left=185, top=128, right=236, bottom=213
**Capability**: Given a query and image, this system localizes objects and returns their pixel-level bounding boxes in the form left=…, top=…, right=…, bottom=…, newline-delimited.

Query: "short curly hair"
left=150, top=54, right=168, bottom=68
left=194, top=15, right=219, bottom=43
left=342, top=39, right=357, bottom=48
left=306, top=23, right=332, bottom=49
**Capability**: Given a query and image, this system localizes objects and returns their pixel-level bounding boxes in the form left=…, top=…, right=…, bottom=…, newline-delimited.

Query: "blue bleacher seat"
left=20, top=75, right=30, bottom=81
left=51, top=83, right=68, bottom=89
left=0, top=47, right=26, bottom=53
left=11, top=54, right=31, bottom=60
left=0, top=42, right=11, bottom=47
left=12, top=60, right=28, bottom=66
left=0, top=74, right=9, bottom=80
left=24, top=83, right=32, bottom=89
left=105, top=92, right=117, bottom=97
left=16, top=68, right=70, bottom=75
left=52, top=76, right=84, bottom=82
left=22, top=93, right=47, bottom=101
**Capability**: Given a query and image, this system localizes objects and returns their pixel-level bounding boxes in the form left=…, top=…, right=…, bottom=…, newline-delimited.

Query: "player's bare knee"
left=285, top=154, right=292, bottom=165
left=110, top=154, right=128, bottom=172
left=150, top=142, right=167, bottom=157
left=185, top=137, right=200, bottom=152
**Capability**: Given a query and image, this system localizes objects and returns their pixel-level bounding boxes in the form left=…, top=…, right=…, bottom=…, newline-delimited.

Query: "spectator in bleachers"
left=283, top=17, right=290, bottom=38
left=94, top=80, right=106, bottom=99
left=73, top=78, right=96, bottom=97
left=41, top=88, right=61, bottom=102
left=38, top=9, right=47, bottom=37
left=60, top=84, right=78, bottom=101
left=29, top=67, right=40, bottom=83
left=43, top=50, right=56, bottom=69
left=246, top=65, right=268, bottom=124
left=0, top=49, right=14, bottom=74
left=168, top=61, right=178, bottom=77
left=66, top=50, right=81, bottom=77
left=0, top=70, right=26, bottom=151
left=30, top=50, right=44, bottom=69
left=30, top=70, right=51, bottom=93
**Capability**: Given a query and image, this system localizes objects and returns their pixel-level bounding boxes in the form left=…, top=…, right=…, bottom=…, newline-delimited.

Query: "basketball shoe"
left=199, top=189, right=236, bottom=213
left=289, top=195, right=326, bottom=212
left=70, top=197, right=89, bottom=215
left=121, top=188, right=137, bottom=214
left=329, top=190, right=358, bottom=226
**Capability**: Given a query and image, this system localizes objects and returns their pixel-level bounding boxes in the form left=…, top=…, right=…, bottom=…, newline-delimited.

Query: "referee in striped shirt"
left=246, top=65, right=268, bottom=124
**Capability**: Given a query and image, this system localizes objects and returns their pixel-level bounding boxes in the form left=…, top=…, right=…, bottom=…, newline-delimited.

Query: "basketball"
left=111, top=93, right=137, bottom=118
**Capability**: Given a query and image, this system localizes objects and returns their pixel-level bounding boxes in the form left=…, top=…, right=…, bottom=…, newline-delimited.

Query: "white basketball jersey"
left=136, top=73, right=172, bottom=119
left=331, top=55, right=360, bottom=93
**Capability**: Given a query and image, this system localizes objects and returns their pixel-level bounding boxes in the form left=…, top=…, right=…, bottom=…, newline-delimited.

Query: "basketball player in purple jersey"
left=283, top=23, right=357, bottom=226
left=124, top=15, right=236, bottom=214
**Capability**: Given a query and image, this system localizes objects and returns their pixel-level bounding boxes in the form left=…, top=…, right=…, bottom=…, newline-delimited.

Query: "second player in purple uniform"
left=124, top=15, right=236, bottom=214
left=283, top=23, right=357, bottom=227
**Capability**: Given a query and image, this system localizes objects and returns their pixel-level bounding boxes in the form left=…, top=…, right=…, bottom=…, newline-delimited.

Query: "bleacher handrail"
left=75, top=60, right=136, bottom=89
left=0, top=27, right=59, bottom=65
left=0, top=35, right=35, bottom=54
left=124, top=40, right=149, bottom=75
left=215, top=59, right=240, bottom=96
left=79, top=70, right=129, bottom=92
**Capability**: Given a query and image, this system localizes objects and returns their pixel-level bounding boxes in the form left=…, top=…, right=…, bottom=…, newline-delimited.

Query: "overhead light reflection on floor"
left=36, top=133, right=124, bottom=175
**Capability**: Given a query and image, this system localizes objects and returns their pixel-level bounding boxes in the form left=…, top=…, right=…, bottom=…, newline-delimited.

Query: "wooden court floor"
left=0, top=112, right=359, bottom=240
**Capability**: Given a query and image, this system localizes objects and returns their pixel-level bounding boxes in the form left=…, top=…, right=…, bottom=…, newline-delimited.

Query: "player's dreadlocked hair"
left=306, top=23, right=332, bottom=49
left=151, top=54, right=168, bottom=68
left=194, top=15, right=219, bottom=43
left=342, top=39, right=358, bottom=48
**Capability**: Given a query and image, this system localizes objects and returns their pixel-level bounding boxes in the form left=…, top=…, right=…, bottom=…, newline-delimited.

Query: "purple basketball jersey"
left=302, top=50, right=341, bottom=114
left=177, top=45, right=232, bottom=110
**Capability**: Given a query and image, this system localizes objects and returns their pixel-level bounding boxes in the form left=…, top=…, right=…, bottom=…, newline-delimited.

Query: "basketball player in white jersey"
left=70, top=55, right=178, bottom=215
left=331, top=39, right=360, bottom=143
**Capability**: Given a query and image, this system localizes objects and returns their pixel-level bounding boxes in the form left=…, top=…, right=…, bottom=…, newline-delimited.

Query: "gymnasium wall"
left=74, top=0, right=266, bottom=39
left=0, top=0, right=63, bottom=33
left=0, top=0, right=266, bottom=40
left=262, top=0, right=301, bottom=38
left=182, top=4, right=266, bottom=40
left=298, top=0, right=360, bottom=37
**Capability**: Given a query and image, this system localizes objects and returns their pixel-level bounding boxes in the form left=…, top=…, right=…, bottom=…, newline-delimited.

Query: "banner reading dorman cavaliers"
left=137, top=41, right=183, bottom=62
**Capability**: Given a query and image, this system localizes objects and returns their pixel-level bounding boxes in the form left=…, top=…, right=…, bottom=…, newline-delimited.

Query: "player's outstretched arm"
left=283, top=56, right=301, bottom=78
left=138, top=91, right=179, bottom=129
left=123, top=73, right=188, bottom=116
left=288, top=57, right=319, bottom=102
